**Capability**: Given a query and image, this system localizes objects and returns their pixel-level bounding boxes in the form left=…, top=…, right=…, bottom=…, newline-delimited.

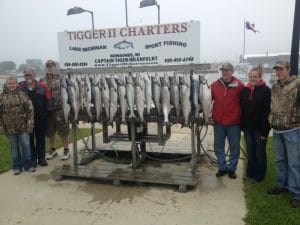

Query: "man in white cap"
left=19, top=67, right=51, bottom=167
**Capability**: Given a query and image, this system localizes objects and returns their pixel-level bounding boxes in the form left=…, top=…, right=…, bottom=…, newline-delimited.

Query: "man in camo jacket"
left=267, top=61, right=300, bottom=208
left=41, top=60, right=70, bottom=160
left=0, top=76, right=35, bottom=175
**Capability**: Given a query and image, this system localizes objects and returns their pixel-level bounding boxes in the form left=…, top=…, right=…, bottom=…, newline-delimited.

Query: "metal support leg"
left=130, top=122, right=137, bottom=169
left=190, top=123, right=197, bottom=174
left=166, top=124, right=171, bottom=138
left=116, top=122, right=121, bottom=134
left=158, top=122, right=163, bottom=145
left=79, top=122, right=98, bottom=165
left=196, top=126, right=201, bottom=162
left=91, top=122, right=96, bottom=151
left=141, top=123, right=147, bottom=153
left=103, top=122, right=109, bottom=143
left=72, top=122, right=78, bottom=168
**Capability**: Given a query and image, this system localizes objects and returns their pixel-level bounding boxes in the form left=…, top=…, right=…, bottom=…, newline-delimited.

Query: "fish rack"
left=55, top=64, right=217, bottom=192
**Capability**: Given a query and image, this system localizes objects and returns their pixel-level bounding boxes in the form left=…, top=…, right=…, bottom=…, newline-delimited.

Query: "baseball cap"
left=23, top=67, right=35, bottom=75
left=45, top=59, right=56, bottom=67
left=272, top=61, right=290, bottom=70
left=220, top=63, right=234, bottom=71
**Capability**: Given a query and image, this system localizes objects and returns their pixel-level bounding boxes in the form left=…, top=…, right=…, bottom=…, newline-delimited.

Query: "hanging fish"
left=191, top=73, right=201, bottom=118
left=152, top=73, right=161, bottom=115
left=61, top=76, right=71, bottom=123
left=106, top=75, right=118, bottom=123
left=143, top=73, right=153, bottom=115
left=101, top=75, right=110, bottom=121
left=116, top=74, right=128, bottom=123
left=200, top=75, right=212, bottom=124
left=66, top=74, right=80, bottom=121
left=161, top=73, right=171, bottom=125
left=169, top=73, right=181, bottom=117
left=134, top=74, right=145, bottom=123
left=179, top=74, right=191, bottom=127
left=126, top=73, right=135, bottom=119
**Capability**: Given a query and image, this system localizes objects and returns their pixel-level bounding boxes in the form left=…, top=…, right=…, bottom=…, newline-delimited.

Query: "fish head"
left=61, top=76, right=68, bottom=88
left=126, top=75, right=134, bottom=85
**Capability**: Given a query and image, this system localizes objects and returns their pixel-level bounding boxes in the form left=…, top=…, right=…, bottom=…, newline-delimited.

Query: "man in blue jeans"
left=211, top=63, right=244, bottom=179
left=0, top=76, right=35, bottom=175
left=267, top=61, right=300, bottom=208
left=19, top=68, right=51, bottom=168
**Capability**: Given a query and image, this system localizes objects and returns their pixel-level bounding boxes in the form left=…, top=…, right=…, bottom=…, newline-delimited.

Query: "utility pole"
left=290, top=0, right=300, bottom=76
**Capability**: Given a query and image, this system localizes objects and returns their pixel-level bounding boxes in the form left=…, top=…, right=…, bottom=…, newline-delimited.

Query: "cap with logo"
left=23, top=67, right=35, bottom=75
left=45, top=59, right=56, bottom=67
left=220, top=63, right=234, bottom=71
left=272, top=61, right=290, bottom=70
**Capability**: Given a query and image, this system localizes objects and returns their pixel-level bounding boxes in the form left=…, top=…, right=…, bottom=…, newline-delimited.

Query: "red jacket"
left=211, top=76, right=244, bottom=125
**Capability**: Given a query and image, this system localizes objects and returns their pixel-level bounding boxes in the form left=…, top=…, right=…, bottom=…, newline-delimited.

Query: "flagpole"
left=243, top=19, right=246, bottom=63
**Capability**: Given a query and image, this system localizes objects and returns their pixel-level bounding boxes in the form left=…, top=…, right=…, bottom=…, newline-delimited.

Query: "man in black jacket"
left=19, top=68, right=51, bottom=167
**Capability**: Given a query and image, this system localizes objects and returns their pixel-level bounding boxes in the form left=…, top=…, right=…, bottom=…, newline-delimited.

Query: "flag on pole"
left=245, top=21, right=259, bottom=33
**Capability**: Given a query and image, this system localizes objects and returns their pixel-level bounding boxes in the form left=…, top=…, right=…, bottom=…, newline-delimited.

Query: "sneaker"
left=267, top=187, right=289, bottom=195
left=228, top=171, right=237, bottom=179
left=216, top=170, right=227, bottom=177
left=38, top=159, right=48, bottom=166
left=62, top=149, right=70, bottom=160
left=25, top=167, right=36, bottom=173
left=13, top=169, right=21, bottom=175
left=46, top=149, right=58, bottom=160
left=290, top=199, right=300, bottom=208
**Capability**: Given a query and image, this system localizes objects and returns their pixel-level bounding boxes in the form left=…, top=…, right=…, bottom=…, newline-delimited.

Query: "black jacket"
left=240, top=82, right=271, bottom=137
left=19, top=80, right=49, bottom=119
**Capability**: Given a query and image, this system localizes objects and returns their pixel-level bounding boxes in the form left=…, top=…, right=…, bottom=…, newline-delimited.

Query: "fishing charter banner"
left=57, top=21, right=200, bottom=68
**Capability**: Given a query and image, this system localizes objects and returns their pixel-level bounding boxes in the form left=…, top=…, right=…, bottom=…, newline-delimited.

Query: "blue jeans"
left=244, top=129, right=267, bottom=181
left=30, top=116, right=47, bottom=162
left=214, top=124, right=241, bottom=172
left=273, top=129, right=300, bottom=200
left=6, top=133, right=32, bottom=170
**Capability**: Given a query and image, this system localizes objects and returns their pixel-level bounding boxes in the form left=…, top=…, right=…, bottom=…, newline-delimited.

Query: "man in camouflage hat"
left=0, top=76, right=35, bottom=175
left=211, top=62, right=245, bottom=179
left=267, top=60, right=300, bottom=208
left=42, top=59, right=70, bottom=160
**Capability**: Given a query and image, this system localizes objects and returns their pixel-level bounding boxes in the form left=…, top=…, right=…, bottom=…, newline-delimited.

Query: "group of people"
left=0, top=59, right=70, bottom=175
left=0, top=59, right=299, bottom=208
left=211, top=61, right=300, bottom=208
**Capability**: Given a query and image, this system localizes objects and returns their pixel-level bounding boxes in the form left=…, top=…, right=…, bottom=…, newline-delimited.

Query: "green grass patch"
left=0, top=128, right=101, bottom=174
left=244, top=137, right=300, bottom=225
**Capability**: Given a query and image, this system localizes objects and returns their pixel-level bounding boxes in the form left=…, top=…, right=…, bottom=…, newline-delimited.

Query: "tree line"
left=0, top=59, right=60, bottom=76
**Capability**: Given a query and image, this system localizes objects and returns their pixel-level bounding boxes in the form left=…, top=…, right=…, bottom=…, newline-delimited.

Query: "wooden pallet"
left=55, top=164, right=199, bottom=192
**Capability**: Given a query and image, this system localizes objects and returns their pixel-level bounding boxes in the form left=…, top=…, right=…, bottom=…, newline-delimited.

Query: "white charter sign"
left=57, top=21, right=200, bottom=68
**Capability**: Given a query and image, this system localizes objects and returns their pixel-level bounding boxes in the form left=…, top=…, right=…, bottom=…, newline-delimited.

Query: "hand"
left=26, top=129, right=33, bottom=134
left=260, top=136, right=267, bottom=140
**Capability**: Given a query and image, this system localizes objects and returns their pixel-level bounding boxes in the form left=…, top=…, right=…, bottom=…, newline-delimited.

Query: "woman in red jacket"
left=211, top=63, right=244, bottom=179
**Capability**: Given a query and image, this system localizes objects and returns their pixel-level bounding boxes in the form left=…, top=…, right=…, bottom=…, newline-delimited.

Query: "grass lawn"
left=244, top=137, right=300, bottom=225
left=0, top=128, right=101, bottom=174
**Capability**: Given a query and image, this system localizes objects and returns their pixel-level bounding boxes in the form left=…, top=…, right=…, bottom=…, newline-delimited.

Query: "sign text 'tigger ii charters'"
left=58, top=21, right=200, bottom=68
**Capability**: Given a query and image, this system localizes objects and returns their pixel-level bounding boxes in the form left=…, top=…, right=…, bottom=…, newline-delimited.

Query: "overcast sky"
left=0, top=0, right=296, bottom=66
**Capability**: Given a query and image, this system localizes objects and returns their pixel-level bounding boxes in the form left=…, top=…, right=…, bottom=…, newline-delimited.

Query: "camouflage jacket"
left=0, top=90, right=34, bottom=134
left=42, top=73, right=63, bottom=110
left=270, top=76, right=300, bottom=130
